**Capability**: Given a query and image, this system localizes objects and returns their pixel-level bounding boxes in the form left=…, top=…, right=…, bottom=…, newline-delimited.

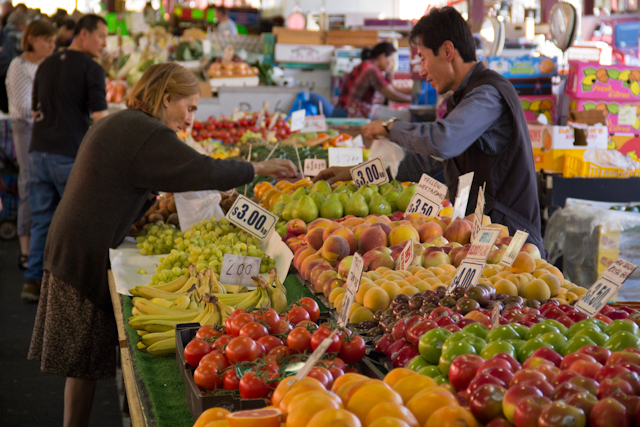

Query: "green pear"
left=276, top=193, right=293, bottom=204
left=379, top=183, right=393, bottom=195
left=291, top=195, right=319, bottom=223
left=346, top=183, right=357, bottom=193
left=271, top=201, right=287, bottom=218
left=369, top=184, right=379, bottom=193
left=390, top=180, right=402, bottom=188
left=369, top=192, right=392, bottom=215
left=345, top=193, right=369, bottom=217
left=276, top=222, right=288, bottom=237
left=291, top=186, right=308, bottom=200
left=336, top=192, right=350, bottom=208
left=309, top=192, right=326, bottom=209
left=282, top=201, right=296, bottom=221
left=320, top=195, right=344, bottom=219
left=310, top=180, right=332, bottom=196
left=356, top=186, right=374, bottom=204
left=334, top=183, right=349, bottom=192
left=384, top=190, right=400, bottom=212
left=397, top=184, right=417, bottom=212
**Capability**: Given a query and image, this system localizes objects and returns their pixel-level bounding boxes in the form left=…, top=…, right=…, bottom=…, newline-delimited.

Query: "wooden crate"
left=327, top=30, right=379, bottom=47
left=273, top=27, right=326, bottom=45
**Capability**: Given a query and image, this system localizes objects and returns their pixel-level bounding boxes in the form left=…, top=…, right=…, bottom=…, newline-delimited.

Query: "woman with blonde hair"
left=5, top=20, right=56, bottom=276
left=28, top=62, right=297, bottom=427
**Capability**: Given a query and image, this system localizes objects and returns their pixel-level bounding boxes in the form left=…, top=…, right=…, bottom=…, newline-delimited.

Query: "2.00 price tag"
left=350, top=157, right=389, bottom=187
left=225, top=195, right=278, bottom=240
left=338, top=253, right=364, bottom=327
left=219, top=254, right=262, bottom=288
left=405, top=192, right=442, bottom=217
left=304, top=159, right=326, bottom=177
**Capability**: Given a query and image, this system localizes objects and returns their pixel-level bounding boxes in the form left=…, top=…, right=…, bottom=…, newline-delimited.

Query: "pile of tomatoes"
left=183, top=297, right=367, bottom=400
left=189, top=114, right=292, bottom=144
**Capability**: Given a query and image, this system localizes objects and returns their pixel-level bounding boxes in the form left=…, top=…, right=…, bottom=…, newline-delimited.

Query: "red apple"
left=531, top=347, right=564, bottom=368
left=568, top=376, right=599, bottom=395
left=609, top=391, right=640, bottom=424
left=405, top=320, right=437, bottom=347
left=560, top=353, right=597, bottom=370
left=487, top=420, right=515, bottom=427
left=521, top=379, right=554, bottom=398
left=494, top=353, right=523, bottom=372
left=542, top=306, right=566, bottom=320
left=469, top=383, right=508, bottom=424
left=556, top=316, right=576, bottom=329
left=523, top=357, right=554, bottom=370
left=620, top=362, right=640, bottom=375
left=478, top=358, right=513, bottom=375
left=559, top=304, right=578, bottom=314
left=569, top=360, right=603, bottom=380
left=567, top=311, right=589, bottom=323
left=538, top=401, right=587, bottom=427
left=552, top=382, right=588, bottom=401
left=485, top=367, right=515, bottom=388
left=443, top=324, right=462, bottom=334
left=616, top=371, right=640, bottom=394
left=449, top=354, right=485, bottom=391
left=503, top=385, right=544, bottom=423
left=594, top=313, right=613, bottom=324
left=565, top=392, right=599, bottom=418
left=467, top=372, right=506, bottom=396
left=607, top=310, right=630, bottom=320
left=607, top=351, right=640, bottom=367
left=600, top=305, right=615, bottom=315
left=514, top=395, right=552, bottom=427
left=624, top=348, right=640, bottom=355
left=597, top=364, right=631, bottom=382
left=577, top=345, right=611, bottom=365
left=429, top=306, right=454, bottom=320
left=597, top=378, right=634, bottom=399
left=512, top=369, right=548, bottom=387
left=589, top=397, right=629, bottom=427
left=537, top=363, right=562, bottom=384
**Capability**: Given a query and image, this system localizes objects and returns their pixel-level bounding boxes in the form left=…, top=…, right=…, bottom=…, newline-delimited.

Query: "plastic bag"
left=174, top=191, right=225, bottom=231
left=583, top=148, right=640, bottom=171
left=370, top=137, right=406, bottom=179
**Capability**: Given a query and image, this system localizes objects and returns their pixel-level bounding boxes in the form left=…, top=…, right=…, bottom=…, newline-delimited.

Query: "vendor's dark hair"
left=409, top=7, right=476, bottom=63
left=73, top=14, right=107, bottom=36
left=59, top=18, right=75, bottom=30
left=361, top=42, right=396, bottom=61
left=217, top=6, right=228, bottom=16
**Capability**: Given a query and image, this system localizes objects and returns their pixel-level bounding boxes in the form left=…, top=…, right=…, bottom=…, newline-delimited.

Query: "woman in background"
left=333, top=42, right=411, bottom=118
left=5, top=19, right=56, bottom=278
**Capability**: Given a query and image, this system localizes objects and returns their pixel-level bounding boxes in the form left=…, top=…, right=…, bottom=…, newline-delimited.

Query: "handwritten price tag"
left=500, top=230, right=529, bottom=267
left=405, top=192, right=442, bottom=217
left=219, top=254, right=262, bottom=288
left=417, top=173, right=448, bottom=203
left=466, top=227, right=502, bottom=261
left=338, top=253, right=364, bottom=327
left=471, top=186, right=485, bottom=243
left=576, top=258, right=637, bottom=316
left=328, top=147, right=363, bottom=167
left=447, top=259, right=485, bottom=294
left=350, top=157, right=389, bottom=187
left=452, top=172, right=474, bottom=220
left=290, top=109, right=306, bottom=132
left=301, top=115, right=327, bottom=133
left=396, top=238, right=414, bottom=271
left=225, top=195, right=278, bottom=240
left=303, top=159, right=327, bottom=177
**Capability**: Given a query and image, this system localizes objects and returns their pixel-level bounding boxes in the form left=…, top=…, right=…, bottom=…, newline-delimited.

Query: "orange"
left=226, top=408, right=282, bottom=427
left=406, top=390, right=459, bottom=426
left=342, top=379, right=390, bottom=405
left=425, top=406, right=477, bottom=427
left=285, top=393, right=343, bottom=427
left=364, top=402, right=419, bottom=427
left=277, top=382, right=326, bottom=415
left=410, top=386, right=453, bottom=401
left=306, top=409, right=361, bottom=427
left=331, top=373, right=369, bottom=393
left=346, top=383, right=403, bottom=422
left=275, top=180, right=291, bottom=191
left=271, top=376, right=324, bottom=408
left=369, top=418, right=411, bottom=427
left=267, top=191, right=283, bottom=209
left=204, top=422, right=229, bottom=427
left=383, top=368, right=417, bottom=388
left=392, top=375, right=438, bottom=404
left=282, top=390, right=342, bottom=419
left=194, top=407, right=231, bottom=427
left=261, top=189, right=279, bottom=203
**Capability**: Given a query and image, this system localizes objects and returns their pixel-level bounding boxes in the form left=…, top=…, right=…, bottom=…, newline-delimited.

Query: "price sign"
left=350, top=157, right=389, bottom=187
left=447, top=259, right=485, bottom=294
left=471, top=186, right=485, bottom=243
left=499, top=230, right=530, bottom=267
left=466, top=227, right=502, bottom=261
left=294, top=330, right=338, bottom=381
left=576, top=258, right=637, bottom=316
left=416, top=173, right=448, bottom=203
left=338, top=253, right=364, bottom=327
left=225, top=195, right=278, bottom=240
left=396, top=238, right=414, bottom=271
left=452, top=172, right=474, bottom=220
left=491, top=305, right=501, bottom=329
left=328, top=147, right=363, bottom=167
left=304, top=159, right=327, bottom=177
left=290, top=109, right=306, bottom=132
left=405, top=192, right=442, bottom=217
left=219, top=254, right=262, bottom=288
left=301, top=115, right=327, bottom=133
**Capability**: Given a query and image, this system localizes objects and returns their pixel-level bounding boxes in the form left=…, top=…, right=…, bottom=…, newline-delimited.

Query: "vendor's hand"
left=252, top=159, right=298, bottom=178
left=362, top=120, right=388, bottom=140
left=313, top=166, right=352, bottom=185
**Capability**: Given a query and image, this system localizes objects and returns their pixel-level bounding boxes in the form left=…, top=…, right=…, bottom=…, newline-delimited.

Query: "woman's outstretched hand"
left=252, top=159, right=298, bottom=178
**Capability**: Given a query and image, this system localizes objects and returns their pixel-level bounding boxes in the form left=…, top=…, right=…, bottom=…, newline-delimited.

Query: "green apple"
left=607, top=319, right=640, bottom=336
left=481, top=341, right=517, bottom=360
left=419, top=328, right=453, bottom=365
left=527, top=323, right=561, bottom=340
left=486, top=325, right=521, bottom=342
left=506, top=339, right=526, bottom=353
left=561, top=335, right=597, bottom=356
left=442, top=332, right=472, bottom=354
left=584, top=318, right=609, bottom=331
left=511, top=323, right=530, bottom=340
left=540, top=319, right=569, bottom=335
left=434, top=375, right=449, bottom=385
left=573, top=328, right=609, bottom=346
left=406, top=355, right=430, bottom=372
left=417, top=365, right=443, bottom=379
left=567, top=320, right=602, bottom=339
left=539, top=332, right=568, bottom=352
left=517, top=338, right=553, bottom=363
left=438, top=341, right=477, bottom=376
left=605, top=331, right=640, bottom=352
left=466, top=335, right=488, bottom=355
left=462, top=323, right=490, bottom=339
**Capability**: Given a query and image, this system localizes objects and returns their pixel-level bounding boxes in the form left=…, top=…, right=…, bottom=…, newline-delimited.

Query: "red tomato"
left=256, top=336, right=284, bottom=354
left=297, top=297, right=320, bottom=322
left=295, top=320, right=317, bottom=330
left=225, top=336, right=259, bottom=364
left=255, top=341, right=265, bottom=359
left=255, top=309, right=280, bottom=333
left=287, top=307, right=310, bottom=325
left=230, top=308, right=248, bottom=318
left=223, top=369, right=240, bottom=391
left=287, top=327, right=312, bottom=353
left=193, top=121, right=203, bottom=130
left=212, top=335, right=233, bottom=353
left=308, top=366, right=333, bottom=389
left=228, top=313, right=254, bottom=337
left=184, top=339, right=212, bottom=367
left=239, top=372, right=270, bottom=399
left=318, top=357, right=346, bottom=370
left=275, top=319, right=293, bottom=334
left=268, top=346, right=292, bottom=363
left=200, top=352, right=230, bottom=372
left=311, top=328, right=341, bottom=353
left=193, top=362, right=222, bottom=391
left=196, top=325, right=223, bottom=340
left=329, top=366, right=345, bottom=381
left=239, top=322, right=269, bottom=340
left=338, top=335, right=366, bottom=364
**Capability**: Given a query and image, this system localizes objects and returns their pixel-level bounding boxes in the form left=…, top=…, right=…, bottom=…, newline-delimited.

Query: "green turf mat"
left=283, top=273, right=329, bottom=312
left=122, top=296, right=193, bottom=427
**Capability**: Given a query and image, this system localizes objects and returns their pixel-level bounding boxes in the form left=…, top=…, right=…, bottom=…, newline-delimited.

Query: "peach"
left=316, top=269, right=339, bottom=292
left=405, top=212, right=428, bottom=222
left=521, top=243, right=542, bottom=259
left=486, top=249, right=505, bottom=264
left=430, top=217, right=448, bottom=233
left=342, top=217, right=366, bottom=227
left=287, top=219, right=307, bottom=236
left=368, top=251, right=396, bottom=271
left=510, top=252, right=536, bottom=274
left=497, top=236, right=513, bottom=247
left=323, top=278, right=344, bottom=297
left=311, top=264, right=334, bottom=291
left=418, top=222, right=444, bottom=242
left=352, top=223, right=371, bottom=240
left=440, top=217, right=452, bottom=226
left=389, top=224, right=420, bottom=246
left=410, top=220, right=426, bottom=230
left=443, top=218, right=472, bottom=245
left=372, top=222, right=392, bottom=236
left=333, top=227, right=358, bottom=255
left=321, top=235, right=350, bottom=263
left=294, top=247, right=315, bottom=271
left=426, top=236, right=449, bottom=247
left=306, top=227, right=326, bottom=250
left=308, top=218, right=334, bottom=230
left=453, top=247, right=469, bottom=267
left=323, top=223, right=344, bottom=241
left=423, top=251, right=452, bottom=268
left=358, top=226, right=388, bottom=254
left=301, top=255, right=325, bottom=280
left=338, top=256, right=354, bottom=277
left=365, top=215, right=387, bottom=225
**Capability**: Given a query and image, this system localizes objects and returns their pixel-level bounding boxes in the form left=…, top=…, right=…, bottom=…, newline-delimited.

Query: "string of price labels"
left=225, top=195, right=278, bottom=240
left=350, top=157, right=388, bottom=187
left=447, top=227, right=501, bottom=295
left=338, top=253, right=365, bottom=327
left=575, top=258, right=637, bottom=317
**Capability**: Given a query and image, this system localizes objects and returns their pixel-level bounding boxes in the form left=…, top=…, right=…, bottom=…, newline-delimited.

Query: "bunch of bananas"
left=128, top=265, right=288, bottom=356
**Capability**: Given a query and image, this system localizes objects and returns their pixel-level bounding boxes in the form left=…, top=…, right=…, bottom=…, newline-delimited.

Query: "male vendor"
left=315, top=7, right=543, bottom=253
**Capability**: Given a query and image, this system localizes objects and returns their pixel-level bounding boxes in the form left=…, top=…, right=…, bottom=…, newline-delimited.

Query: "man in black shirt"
left=23, top=14, right=108, bottom=301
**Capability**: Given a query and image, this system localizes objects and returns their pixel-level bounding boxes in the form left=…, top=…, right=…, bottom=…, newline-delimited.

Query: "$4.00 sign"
left=225, top=195, right=278, bottom=240
left=447, top=227, right=501, bottom=295
left=576, top=258, right=637, bottom=317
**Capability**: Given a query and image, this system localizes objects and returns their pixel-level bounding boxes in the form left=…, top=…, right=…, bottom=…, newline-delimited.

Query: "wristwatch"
left=382, top=117, right=397, bottom=135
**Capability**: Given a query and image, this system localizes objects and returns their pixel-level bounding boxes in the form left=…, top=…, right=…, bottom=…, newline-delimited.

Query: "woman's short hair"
left=361, top=42, right=396, bottom=61
left=21, top=19, right=56, bottom=52
left=127, top=62, right=200, bottom=120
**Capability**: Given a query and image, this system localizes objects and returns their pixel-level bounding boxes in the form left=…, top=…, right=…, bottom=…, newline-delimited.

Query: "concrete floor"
left=0, top=237, right=123, bottom=426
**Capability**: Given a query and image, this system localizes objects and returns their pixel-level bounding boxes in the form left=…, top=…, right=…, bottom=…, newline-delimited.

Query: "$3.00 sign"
left=225, top=195, right=278, bottom=240
left=350, top=157, right=389, bottom=187
left=576, top=258, right=637, bottom=317
left=447, top=227, right=501, bottom=295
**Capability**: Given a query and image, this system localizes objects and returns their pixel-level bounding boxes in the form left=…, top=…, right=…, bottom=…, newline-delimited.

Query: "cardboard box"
left=326, top=30, right=378, bottom=47
left=510, top=77, right=553, bottom=95
left=567, top=60, right=640, bottom=100
left=529, top=123, right=609, bottom=172
left=520, top=95, right=556, bottom=124
left=274, top=43, right=335, bottom=64
left=568, top=96, right=640, bottom=134
left=610, top=134, right=640, bottom=159
left=484, top=55, right=558, bottom=78
left=273, top=27, right=326, bottom=45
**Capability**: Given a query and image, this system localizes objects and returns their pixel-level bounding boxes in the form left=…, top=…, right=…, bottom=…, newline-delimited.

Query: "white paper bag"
left=370, top=138, right=406, bottom=179
left=174, top=191, right=225, bottom=231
